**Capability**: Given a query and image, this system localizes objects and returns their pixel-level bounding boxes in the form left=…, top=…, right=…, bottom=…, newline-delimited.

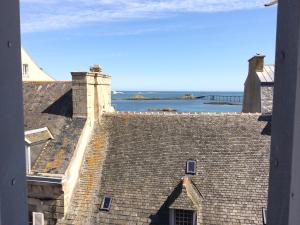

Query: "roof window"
left=100, top=196, right=112, bottom=211
left=25, top=127, right=53, bottom=145
left=186, top=160, right=196, bottom=175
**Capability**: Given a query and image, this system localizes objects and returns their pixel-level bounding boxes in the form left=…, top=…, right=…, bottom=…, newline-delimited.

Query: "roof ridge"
left=23, top=81, right=71, bottom=83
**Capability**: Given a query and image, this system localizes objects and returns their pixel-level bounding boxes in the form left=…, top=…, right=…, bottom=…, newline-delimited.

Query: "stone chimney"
left=71, top=65, right=114, bottom=121
left=248, top=53, right=265, bottom=72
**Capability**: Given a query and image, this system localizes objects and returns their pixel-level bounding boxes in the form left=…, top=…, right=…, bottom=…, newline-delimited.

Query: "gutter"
left=27, top=175, right=64, bottom=185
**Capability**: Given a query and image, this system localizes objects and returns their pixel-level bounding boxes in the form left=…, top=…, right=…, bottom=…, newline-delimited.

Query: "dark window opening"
left=22, top=64, right=29, bottom=77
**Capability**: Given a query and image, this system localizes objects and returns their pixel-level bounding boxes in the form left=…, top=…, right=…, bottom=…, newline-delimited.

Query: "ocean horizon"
left=112, top=91, right=244, bottom=112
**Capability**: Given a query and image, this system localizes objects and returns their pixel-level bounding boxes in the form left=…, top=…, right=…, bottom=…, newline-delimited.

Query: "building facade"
left=21, top=48, right=55, bottom=81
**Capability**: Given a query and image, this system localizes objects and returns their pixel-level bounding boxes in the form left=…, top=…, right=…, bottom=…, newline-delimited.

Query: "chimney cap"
left=248, top=53, right=265, bottom=62
left=90, top=64, right=102, bottom=73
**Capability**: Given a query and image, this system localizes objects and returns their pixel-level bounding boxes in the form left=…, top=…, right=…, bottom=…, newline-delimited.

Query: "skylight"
left=100, top=196, right=112, bottom=211
left=25, top=127, right=53, bottom=145
left=186, top=160, right=196, bottom=175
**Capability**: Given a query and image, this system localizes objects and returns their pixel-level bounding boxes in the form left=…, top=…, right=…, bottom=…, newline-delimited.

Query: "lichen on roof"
left=60, top=113, right=271, bottom=225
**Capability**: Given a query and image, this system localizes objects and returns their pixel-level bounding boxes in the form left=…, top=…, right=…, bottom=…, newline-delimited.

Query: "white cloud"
left=20, top=0, right=265, bottom=33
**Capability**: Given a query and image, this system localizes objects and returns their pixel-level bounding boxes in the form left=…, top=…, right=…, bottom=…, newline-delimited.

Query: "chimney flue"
left=71, top=65, right=114, bottom=120
left=249, top=53, right=265, bottom=72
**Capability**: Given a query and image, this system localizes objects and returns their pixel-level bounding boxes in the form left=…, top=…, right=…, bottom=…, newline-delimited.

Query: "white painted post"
left=267, top=0, right=300, bottom=224
left=0, top=0, right=27, bottom=224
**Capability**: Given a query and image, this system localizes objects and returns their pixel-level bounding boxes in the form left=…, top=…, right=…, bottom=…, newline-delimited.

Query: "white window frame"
left=186, top=160, right=197, bottom=175
left=32, top=212, right=44, bottom=225
left=25, top=145, right=31, bottom=174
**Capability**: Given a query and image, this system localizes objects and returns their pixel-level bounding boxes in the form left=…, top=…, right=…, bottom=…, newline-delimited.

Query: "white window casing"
left=25, top=145, right=31, bottom=174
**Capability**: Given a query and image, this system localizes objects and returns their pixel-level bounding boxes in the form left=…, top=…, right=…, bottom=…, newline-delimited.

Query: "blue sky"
left=20, top=0, right=277, bottom=91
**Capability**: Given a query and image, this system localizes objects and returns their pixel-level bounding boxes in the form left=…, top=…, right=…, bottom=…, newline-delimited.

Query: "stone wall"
left=27, top=181, right=64, bottom=225
left=242, top=55, right=265, bottom=113
left=71, top=72, right=88, bottom=118
left=261, top=86, right=274, bottom=114
left=243, top=74, right=261, bottom=113
left=71, top=66, right=113, bottom=122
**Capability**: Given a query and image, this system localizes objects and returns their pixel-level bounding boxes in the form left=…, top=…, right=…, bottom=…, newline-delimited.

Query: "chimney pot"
left=90, top=64, right=102, bottom=73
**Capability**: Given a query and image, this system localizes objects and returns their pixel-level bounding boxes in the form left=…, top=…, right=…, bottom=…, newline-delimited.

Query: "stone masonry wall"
left=261, top=86, right=274, bottom=114
left=28, top=182, right=64, bottom=225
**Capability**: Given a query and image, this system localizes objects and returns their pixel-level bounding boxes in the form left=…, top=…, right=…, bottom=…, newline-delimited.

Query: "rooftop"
left=61, top=112, right=271, bottom=225
left=23, top=81, right=86, bottom=174
left=257, top=64, right=275, bottom=84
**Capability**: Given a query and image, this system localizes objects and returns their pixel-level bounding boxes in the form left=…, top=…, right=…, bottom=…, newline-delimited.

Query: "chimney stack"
left=248, top=53, right=265, bottom=72
left=71, top=65, right=114, bottom=121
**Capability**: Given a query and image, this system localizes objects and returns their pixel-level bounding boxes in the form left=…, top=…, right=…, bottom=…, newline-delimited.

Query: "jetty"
left=113, top=94, right=243, bottom=103
left=203, top=95, right=243, bottom=103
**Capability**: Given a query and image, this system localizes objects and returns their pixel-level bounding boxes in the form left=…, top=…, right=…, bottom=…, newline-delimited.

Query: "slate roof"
left=256, top=65, right=275, bottom=84
left=23, top=81, right=86, bottom=174
left=60, top=112, right=271, bottom=225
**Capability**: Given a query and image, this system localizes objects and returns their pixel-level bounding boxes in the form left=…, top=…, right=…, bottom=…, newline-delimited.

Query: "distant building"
left=243, top=54, right=274, bottom=114
left=23, top=63, right=270, bottom=225
left=21, top=48, right=55, bottom=81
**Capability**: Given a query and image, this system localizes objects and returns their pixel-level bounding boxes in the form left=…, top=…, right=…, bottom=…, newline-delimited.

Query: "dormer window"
left=100, top=196, right=112, bottom=211
left=169, top=209, right=197, bottom=225
left=24, top=127, right=54, bottom=174
left=186, top=160, right=196, bottom=175
left=25, top=127, right=54, bottom=145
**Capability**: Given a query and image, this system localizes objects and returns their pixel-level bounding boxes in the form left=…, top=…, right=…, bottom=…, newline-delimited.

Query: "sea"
left=112, top=91, right=243, bottom=112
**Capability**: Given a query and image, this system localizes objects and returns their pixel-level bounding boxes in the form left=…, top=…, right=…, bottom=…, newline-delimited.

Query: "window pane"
left=188, top=162, right=195, bottom=172
left=103, top=197, right=111, bottom=208
left=174, top=209, right=194, bottom=225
